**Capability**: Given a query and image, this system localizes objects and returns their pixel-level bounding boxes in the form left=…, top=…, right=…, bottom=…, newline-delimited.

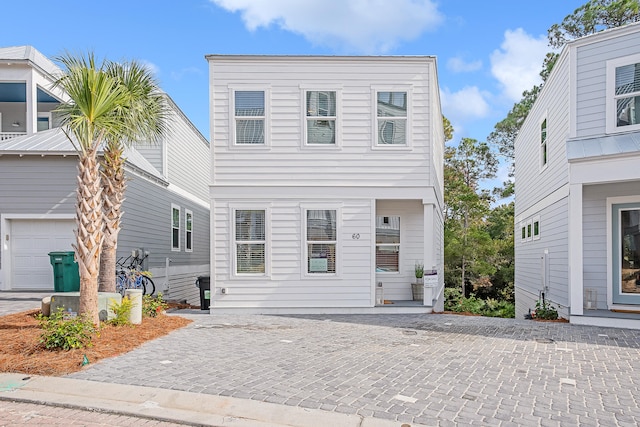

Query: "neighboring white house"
left=207, top=55, right=445, bottom=313
left=514, top=22, right=640, bottom=329
left=0, top=46, right=210, bottom=305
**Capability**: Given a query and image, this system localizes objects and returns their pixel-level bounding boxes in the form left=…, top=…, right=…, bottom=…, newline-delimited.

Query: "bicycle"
left=115, top=254, right=156, bottom=296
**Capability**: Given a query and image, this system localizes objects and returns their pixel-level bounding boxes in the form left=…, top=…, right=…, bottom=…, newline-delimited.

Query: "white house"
left=0, top=46, right=210, bottom=305
left=207, top=55, right=445, bottom=313
left=514, top=22, right=640, bottom=329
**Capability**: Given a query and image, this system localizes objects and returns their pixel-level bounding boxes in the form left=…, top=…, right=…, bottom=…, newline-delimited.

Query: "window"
left=185, top=210, right=193, bottom=252
left=234, top=209, right=266, bottom=274
left=306, top=91, right=336, bottom=145
left=234, top=90, right=265, bottom=144
left=614, top=63, right=640, bottom=128
left=171, top=205, right=180, bottom=251
left=306, top=209, right=337, bottom=274
left=540, top=118, right=547, bottom=168
left=527, top=222, right=532, bottom=241
left=37, top=113, right=51, bottom=131
left=607, top=55, right=640, bottom=133
left=376, top=216, right=400, bottom=272
left=521, top=225, right=526, bottom=241
left=376, top=91, right=407, bottom=145
left=533, top=217, right=540, bottom=240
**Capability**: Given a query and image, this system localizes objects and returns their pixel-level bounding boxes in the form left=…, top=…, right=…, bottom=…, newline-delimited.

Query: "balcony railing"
left=0, top=132, right=27, bottom=141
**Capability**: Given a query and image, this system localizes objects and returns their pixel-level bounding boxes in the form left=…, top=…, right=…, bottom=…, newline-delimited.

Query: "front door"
left=612, top=203, right=640, bottom=305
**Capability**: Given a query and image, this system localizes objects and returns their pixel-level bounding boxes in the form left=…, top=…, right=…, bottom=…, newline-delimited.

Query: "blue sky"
left=2, top=0, right=586, bottom=186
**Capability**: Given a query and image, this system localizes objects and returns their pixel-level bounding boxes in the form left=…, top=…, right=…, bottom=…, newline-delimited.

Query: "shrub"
left=108, top=296, right=133, bottom=326
left=37, top=307, right=97, bottom=350
left=444, top=287, right=515, bottom=318
left=534, top=299, right=558, bottom=320
left=143, top=293, right=168, bottom=318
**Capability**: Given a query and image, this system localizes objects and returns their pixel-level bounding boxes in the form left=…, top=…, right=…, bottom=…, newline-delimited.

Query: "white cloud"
left=170, top=67, right=203, bottom=81
left=490, top=28, right=549, bottom=102
left=447, top=56, right=482, bottom=73
left=210, top=0, right=443, bottom=53
left=441, top=86, right=490, bottom=121
left=140, top=60, right=160, bottom=76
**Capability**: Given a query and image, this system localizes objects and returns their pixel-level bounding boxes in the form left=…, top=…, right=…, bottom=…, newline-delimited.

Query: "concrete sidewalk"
left=0, top=373, right=424, bottom=427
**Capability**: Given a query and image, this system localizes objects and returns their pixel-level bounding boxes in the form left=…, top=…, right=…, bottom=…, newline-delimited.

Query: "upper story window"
left=37, top=113, right=51, bottom=132
left=234, top=90, right=265, bottom=145
left=234, top=209, right=266, bottom=275
left=607, top=55, right=640, bottom=134
left=540, top=118, right=548, bottom=169
left=376, top=216, right=400, bottom=272
left=376, top=91, right=407, bottom=145
left=305, top=91, right=337, bottom=145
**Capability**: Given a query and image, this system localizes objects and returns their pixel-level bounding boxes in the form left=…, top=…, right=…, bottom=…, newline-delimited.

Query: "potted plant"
left=412, top=262, right=424, bottom=301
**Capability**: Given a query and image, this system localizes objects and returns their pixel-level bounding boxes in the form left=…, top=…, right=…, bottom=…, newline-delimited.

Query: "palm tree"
left=98, top=61, right=167, bottom=293
left=54, top=53, right=131, bottom=325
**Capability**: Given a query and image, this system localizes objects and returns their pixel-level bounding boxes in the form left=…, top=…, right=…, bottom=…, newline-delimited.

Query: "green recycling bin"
left=48, top=251, right=80, bottom=292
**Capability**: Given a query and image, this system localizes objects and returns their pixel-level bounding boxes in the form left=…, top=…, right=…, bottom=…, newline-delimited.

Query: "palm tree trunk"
left=75, top=149, right=103, bottom=325
left=98, top=146, right=126, bottom=293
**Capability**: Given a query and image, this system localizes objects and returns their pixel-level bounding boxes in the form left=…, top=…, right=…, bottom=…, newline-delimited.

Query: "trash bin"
left=48, top=251, right=80, bottom=292
left=195, top=275, right=211, bottom=310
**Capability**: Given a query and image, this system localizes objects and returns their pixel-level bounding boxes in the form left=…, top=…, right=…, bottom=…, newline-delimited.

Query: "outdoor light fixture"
left=11, top=121, right=20, bottom=127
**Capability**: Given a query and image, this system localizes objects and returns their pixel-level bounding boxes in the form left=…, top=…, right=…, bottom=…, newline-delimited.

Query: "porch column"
left=26, top=71, right=37, bottom=135
left=423, top=203, right=435, bottom=271
left=568, top=183, right=583, bottom=316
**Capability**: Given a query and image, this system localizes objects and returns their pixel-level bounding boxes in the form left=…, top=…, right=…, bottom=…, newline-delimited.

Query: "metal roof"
left=567, top=132, right=640, bottom=161
left=0, top=45, right=62, bottom=77
left=0, top=128, right=166, bottom=182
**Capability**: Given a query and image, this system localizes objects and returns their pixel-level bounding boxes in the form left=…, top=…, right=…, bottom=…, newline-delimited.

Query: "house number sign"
left=352, top=233, right=360, bottom=240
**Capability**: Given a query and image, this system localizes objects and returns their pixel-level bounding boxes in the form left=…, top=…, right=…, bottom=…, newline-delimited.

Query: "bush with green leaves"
left=108, top=296, right=133, bottom=326
left=534, top=299, right=558, bottom=320
left=142, top=293, right=168, bottom=318
left=37, top=307, right=97, bottom=350
left=444, top=287, right=515, bottom=318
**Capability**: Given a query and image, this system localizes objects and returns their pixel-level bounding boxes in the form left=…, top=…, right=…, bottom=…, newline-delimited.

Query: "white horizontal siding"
left=210, top=57, right=435, bottom=189
left=515, top=52, right=570, bottom=216
left=575, top=30, right=640, bottom=137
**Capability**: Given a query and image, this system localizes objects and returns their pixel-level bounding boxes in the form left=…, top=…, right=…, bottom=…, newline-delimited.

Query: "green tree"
left=98, top=61, right=167, bottom=293
left=54, top=53, right=130, bottom=324
left=444, top=138, right=498, bottom=293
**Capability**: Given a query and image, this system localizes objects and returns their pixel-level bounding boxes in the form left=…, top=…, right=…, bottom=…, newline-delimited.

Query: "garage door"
left=10, top=219, right=76, bottom=290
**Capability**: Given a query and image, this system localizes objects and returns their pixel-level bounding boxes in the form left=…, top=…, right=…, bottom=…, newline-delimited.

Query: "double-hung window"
left=234, top=90, right=265, bottom=145
left=171, top=204, right=180, bottom=251
left=376, top=216, right=400, bottom=272
left=607, top=55, right=640, bottom=133
left=305, top=91, right=337, bottom=145
left=306, top=209, right=337, bottom=274
left=234, top=209, right=266, bottom=274
left=376, top=91, right=407, bottom=145
left=185, top=210, right=193, bottom=252
left=540, top=118, right=548, bottom=169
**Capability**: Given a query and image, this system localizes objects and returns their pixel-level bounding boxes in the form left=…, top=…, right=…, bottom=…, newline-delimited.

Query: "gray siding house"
left=514, top=23, right=640, bottom=329
left=0, top=46, right=210, bottom=305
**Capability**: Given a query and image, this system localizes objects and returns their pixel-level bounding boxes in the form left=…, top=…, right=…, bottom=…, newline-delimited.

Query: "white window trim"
left=171, top=204, right=181, bottom=252
left=300, top=87, right=342, bottom=149
left=533, top=215, right=541, bottom=240
left=230, top=204, right=271, bottom=278
left=375, top=215, right=401, bottom=274
left=301, top=204, right=342, bottom=278
left=185, top=209, right=193, bottom=253
left=37, top=112, right=52, bottom=130
left=606, top=53, right=640, bottom=134
left=520, top=222, right=527, bottom=242
left=539, top=113, right=548, bottom=172
left=371, top=86, right=412, bottom=150
left=229, top=86, right=271, bottom=149
left=526, top=219, right=533, bottom=242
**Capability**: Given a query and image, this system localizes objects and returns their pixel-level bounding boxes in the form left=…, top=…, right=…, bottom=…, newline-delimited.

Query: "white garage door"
left=10, top=219, right=76, bottom=290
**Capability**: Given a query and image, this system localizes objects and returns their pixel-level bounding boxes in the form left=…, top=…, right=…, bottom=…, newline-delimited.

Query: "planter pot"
left=411, top=282, right=423, bottom=301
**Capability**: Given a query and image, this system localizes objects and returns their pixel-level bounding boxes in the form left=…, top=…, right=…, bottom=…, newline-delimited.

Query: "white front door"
left=10, top=219, right=75, bottom=290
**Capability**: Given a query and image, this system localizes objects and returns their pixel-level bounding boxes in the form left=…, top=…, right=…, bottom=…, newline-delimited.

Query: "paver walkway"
left=65, top=312, right=640, bottom=426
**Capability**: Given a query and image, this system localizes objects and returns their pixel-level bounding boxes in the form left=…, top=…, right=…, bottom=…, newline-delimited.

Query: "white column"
left=568, top=183, right=583, bottom=316
left=423, top=203, right=435, bottom=271
left=26, top=71, right=37, bottom=135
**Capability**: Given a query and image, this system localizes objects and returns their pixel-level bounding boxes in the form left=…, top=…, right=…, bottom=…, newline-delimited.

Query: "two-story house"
left=0, top=46, right=210, bottom=305
left=207, top=55, right=445, bottom=313
left=514, top=22, right=640, bottom=329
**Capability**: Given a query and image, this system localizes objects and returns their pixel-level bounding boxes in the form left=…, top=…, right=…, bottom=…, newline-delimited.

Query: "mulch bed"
left=0, top=309, right=192, bottom=376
